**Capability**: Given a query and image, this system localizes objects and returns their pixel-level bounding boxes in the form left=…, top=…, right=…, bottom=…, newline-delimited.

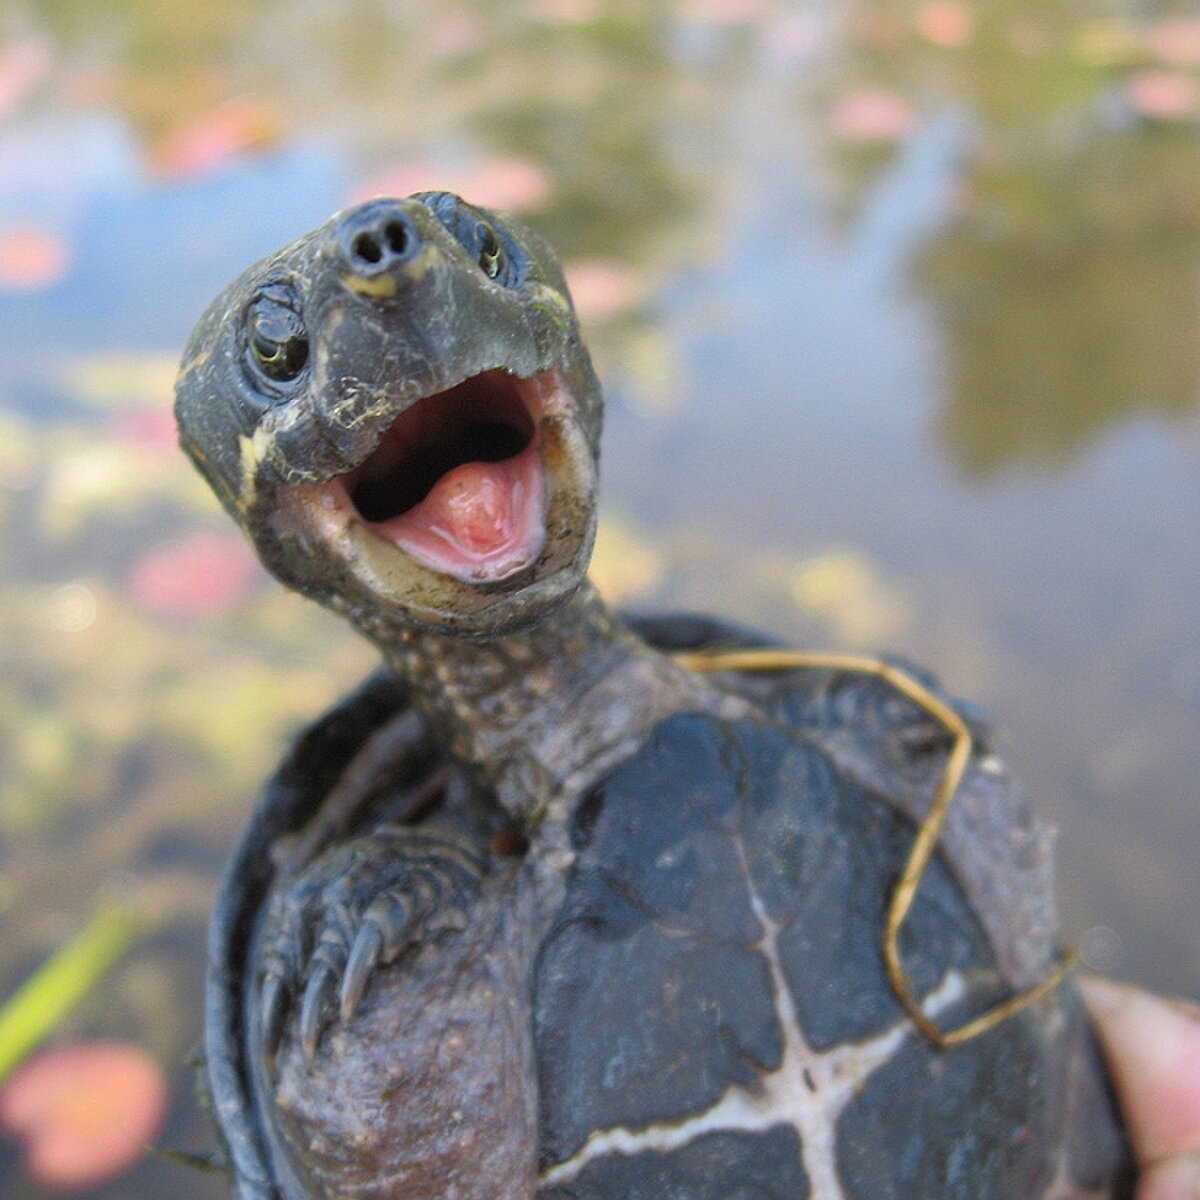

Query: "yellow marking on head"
left=530, top=282, right=570, bottom=312
left=175, top=345, right=213, bottom=385
left=341, top=272, right=398, bottom=298
left=237, top=434, right=261, bottom=512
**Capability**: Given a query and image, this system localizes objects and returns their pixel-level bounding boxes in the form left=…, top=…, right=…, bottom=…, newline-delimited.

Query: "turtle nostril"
left=337, top=203, right=420, bottom=275
left=384, top=221, right=408, bottom=256
left=353, top=232, right=383, bottom=265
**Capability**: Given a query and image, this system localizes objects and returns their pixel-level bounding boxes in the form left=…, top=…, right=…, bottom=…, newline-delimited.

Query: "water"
left=1, top=3, right=1197, bottom=1196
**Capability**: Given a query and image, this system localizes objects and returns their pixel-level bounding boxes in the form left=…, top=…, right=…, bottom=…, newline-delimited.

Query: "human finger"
left=1081, top=975, right=1200, bottom=1200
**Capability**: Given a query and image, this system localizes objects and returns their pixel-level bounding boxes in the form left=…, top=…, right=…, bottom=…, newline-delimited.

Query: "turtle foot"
left=254, top=827, right=486, bottom=1071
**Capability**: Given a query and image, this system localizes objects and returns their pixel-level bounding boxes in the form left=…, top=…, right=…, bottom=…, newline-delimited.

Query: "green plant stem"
left=0, top=903, right=143, bottom=1084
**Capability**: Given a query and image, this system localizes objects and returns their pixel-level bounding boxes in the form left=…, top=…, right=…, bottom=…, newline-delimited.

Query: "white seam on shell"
left=538, top=842, right=966, bottom=1195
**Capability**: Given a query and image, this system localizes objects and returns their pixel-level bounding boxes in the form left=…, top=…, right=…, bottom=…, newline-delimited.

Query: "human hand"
left=1082, top=976, right=1200, bottom=1200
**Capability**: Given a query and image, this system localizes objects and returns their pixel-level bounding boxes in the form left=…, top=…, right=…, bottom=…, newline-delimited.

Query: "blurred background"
left=0, top=1, right=1197, bottom=1195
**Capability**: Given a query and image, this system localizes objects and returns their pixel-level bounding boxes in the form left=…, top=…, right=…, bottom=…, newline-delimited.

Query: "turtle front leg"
left=255, top=826, right=486, bottom=1069
left=247, top=826, right=542, bottom=1200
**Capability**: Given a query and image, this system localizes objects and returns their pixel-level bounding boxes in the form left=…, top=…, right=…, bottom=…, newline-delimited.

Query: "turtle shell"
left=204, top=615, right=1134, bottom=1199
left=204, top=668, right=414, bottom=1199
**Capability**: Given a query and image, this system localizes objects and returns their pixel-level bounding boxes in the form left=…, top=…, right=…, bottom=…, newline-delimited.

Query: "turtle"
left=175, top=193, right=1134, bottom=1199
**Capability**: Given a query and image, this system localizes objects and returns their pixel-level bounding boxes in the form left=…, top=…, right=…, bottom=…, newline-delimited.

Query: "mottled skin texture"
left=177, top=195, right=1134, bottom=1199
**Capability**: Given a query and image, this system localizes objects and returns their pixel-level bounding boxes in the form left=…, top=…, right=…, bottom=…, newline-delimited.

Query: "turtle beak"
left=326, top=367, right=553, bottom=584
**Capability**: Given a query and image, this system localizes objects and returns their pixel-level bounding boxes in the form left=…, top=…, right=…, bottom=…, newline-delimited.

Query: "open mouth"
left=334, top=369, right=548, bottom=582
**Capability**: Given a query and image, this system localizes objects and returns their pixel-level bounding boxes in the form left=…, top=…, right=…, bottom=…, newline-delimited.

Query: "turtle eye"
left=246, top=287, right=309, bottom=384
left=477, top=222, right=504, bottom=280
left=415, top=192, right=526, bottom=287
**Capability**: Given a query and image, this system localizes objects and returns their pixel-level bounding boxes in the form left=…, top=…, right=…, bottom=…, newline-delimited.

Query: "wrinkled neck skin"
left=371, top=582, right=745, bottom=825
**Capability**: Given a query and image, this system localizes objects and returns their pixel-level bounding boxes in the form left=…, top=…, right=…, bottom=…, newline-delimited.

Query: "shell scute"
left=533, top=708, right=1118, bottom=1196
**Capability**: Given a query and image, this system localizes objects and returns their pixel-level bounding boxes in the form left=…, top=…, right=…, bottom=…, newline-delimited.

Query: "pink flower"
left=0, top=224, right=71, bottom=291
left=1147, top=18, right=1200, bottom=68
left=0, top=34, right=54, bottom=118
left=130, top=530, right=261, bottom=617
left=832, top=88, right=916, bottom=142
left=0, top=1042, right=168, bottom=1191
left=112, top=409, right=180, bottom=457
left=153, top=100, right=281, bottom=180
left=564, top=259, right=640, bottom=321
left=1125, top=70, right=1200, bottom=121
left=915, top=1, right=974, bottom=49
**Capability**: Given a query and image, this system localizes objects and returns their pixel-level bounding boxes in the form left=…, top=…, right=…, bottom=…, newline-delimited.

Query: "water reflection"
left=922, top=124, right=1200, bottom=477
left=811, top=0, right=1200, bottom=476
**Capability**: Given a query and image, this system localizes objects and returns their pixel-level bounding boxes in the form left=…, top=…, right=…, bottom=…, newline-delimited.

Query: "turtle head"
left=175, top=194, right=602, bottom=638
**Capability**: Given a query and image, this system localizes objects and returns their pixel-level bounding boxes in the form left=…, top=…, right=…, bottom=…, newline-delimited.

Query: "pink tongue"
left=383, top=448, right=546, bottom=581
left=425, top=460, right=518, bottom=552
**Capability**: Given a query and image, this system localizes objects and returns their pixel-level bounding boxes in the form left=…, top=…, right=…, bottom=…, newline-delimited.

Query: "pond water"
left=1, top=3, right=1197, bottom=1196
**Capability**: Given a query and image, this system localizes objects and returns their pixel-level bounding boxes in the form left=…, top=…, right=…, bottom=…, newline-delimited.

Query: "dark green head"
left=175, top=194, right=603, bottom=637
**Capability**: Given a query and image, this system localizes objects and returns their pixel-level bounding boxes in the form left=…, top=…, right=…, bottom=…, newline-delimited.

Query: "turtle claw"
left=300, top=964, right=338, bottom=1065
left=254, top=829, right=486, bottom=1069
left=260, top=972, right=287, bottom=1068
left=340, top=920, right=384, bottom=1023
